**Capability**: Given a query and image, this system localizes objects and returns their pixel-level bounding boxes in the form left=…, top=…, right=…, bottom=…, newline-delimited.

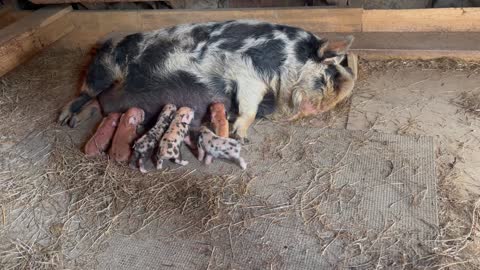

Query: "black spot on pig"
left=167, top=142, right=173, bottom=149
left=313, top=77, right=326, bottom=92
left=244, top=39, right=286, bottom=80
left=217, top=39, right=245, bottom=52
left=124, top=39, right=177, bottom=92
left=325, top=65, right=339, bottom=79
left=195, top=45, right=208, bottom=62
left=209, top=22, right=275, bottom=46
left=209, top=76, right=227, bottom=93
left=274, top=25, right=300, bottom=40
left=191, top=24, right=215, bottom=45
left=167, top=26, right=177, bottom=35
left=86, top=39, right=115, bottom=91
left=142, top=39, right=177, bottom=70
left=256, top=91, right=276, bottom=118
left=295, top=33, right=324, bottom=64
left=173, top=147, right=179, bottom=155
left=114, top=33, right=143, bottom=68
left=227, top=80, right=238, bottom=94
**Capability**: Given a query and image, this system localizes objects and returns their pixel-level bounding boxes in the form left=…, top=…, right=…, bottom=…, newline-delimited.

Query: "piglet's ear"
left=318, top=35, right=354, bottom=58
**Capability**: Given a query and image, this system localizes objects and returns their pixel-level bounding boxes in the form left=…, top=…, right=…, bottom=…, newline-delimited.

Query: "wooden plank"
left=363, top=8, right=480, bottom=32
left=31, top=0, right=156, bottom=3
left=348, top=32, right=480, bottom=61
left=67, top=8, right=362, bottom=33
left=0, top=6, right=74, bottom=76
left=0, top=7, right=31, bottom=30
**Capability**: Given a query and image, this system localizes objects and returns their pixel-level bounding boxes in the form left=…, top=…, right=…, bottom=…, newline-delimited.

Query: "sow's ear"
left=318, top=35, right=354, bottom=64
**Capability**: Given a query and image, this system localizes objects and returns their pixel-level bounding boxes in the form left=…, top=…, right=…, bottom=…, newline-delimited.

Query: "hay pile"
left=1, top=129, right=253, bottom=269
left=1, top=46, right=480, bottom=269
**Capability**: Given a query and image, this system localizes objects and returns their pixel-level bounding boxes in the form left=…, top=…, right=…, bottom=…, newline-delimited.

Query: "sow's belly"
left=98, top=85, right=232, bottom=129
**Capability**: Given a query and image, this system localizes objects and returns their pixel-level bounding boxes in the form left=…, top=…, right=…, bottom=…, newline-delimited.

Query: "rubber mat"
left=97, top=123, right=438, bottom=269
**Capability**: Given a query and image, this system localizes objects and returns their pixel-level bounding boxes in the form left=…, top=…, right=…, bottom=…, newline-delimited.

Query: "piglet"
left=210, top=102, right=229, bottom=138
left=132, top=104, right=177, bottom=173
left=155, top=107, right=194, bottom=169
left=109, top=107, right=145, bottom=162
left=197, top=126, right=247, bottom=170
left=84, top=112, right=121, bottom=157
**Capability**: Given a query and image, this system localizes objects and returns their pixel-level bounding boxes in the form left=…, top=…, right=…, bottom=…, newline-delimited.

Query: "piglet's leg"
left=197, top=146, right=206, bottom=161
left=184, top=135, right=196, bottom=149
left=155, top=159, right=163, bottom=170
left=236, top=157, right=247, bottom=170
left=138, top=159, right=148, bottom=174
left=174, top=152, right=189, bottom=166
left=129, top=153, right=139, bottom=170
left=205, top=155, right=213, bottom=165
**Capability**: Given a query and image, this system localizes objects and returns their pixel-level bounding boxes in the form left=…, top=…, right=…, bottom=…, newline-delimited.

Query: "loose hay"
left=2, top=46, right=480, bottom=269
left=455, top=91, right=480, bottom=117
left=1, top=129, right=254, bottom=268
left=360, top=57, right=480, bottom=75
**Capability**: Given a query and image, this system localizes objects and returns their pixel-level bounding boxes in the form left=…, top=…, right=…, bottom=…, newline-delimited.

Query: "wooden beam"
left=349, top=32, right=480, bottom=61
left=0, top=6, right=75, bottom=77
left=69, top=7, right=362, bottom=32
left=56, top=7, right=362, bottom=48
left=30, top=0, right=155, bottom=2
left=363, top=8, right=480, bottom=32
left=0, top=6, right=31, bottom=30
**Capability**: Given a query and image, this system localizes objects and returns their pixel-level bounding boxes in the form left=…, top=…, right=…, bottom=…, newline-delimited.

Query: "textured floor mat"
left=97, top=123, right=438, bottom=269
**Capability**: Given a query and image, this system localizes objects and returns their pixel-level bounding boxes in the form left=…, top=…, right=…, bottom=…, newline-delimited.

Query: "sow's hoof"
left=59, top=99, right=101, bottom=128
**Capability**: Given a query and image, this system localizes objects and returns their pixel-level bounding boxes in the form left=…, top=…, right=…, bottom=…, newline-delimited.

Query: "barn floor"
left=1, top=45, right=480, bottom=269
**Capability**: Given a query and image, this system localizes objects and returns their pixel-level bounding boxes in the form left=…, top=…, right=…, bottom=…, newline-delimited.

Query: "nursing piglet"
left=132, top=104, right=177, bottom=173
left=109, top=107, right=144, bottom=162
left=155, top=107, right=194, bottom=169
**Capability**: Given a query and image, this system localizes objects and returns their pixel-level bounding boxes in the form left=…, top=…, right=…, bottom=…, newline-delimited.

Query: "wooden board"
left=0, top=6, right=75, bottom=76
left=349, top=32, right=480, bottom=60
left=363, top=8, right=480, bottom=32
left=0, top=7, right=31, bottom=30
left=69, top=8, right=362, bottom=32
left=30, top=0, right=156, bottom=3
left=55, top=7, right=361, bottom=48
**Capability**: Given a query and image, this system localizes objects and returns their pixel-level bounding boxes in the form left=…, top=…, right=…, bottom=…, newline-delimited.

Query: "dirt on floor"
left=1, top=44, right=480, bottom=269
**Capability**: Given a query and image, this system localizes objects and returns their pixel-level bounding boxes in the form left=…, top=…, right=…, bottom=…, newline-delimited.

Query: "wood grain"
left=363, top=8, right=480, bottom=32
left=0, top=7, right=74, bottom=76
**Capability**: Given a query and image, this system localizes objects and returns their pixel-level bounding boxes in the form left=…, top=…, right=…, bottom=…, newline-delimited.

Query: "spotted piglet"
left=197, top=126, right=246, bottom=170
left=155, top=107, right=194, bottom=169
left=132, top=104, right=177, bottom=173
left=109, top=107, right=145, bottom=162
left=84, top=112, right=121, bottom=157
left=210, top=102, right=229, bottom=138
